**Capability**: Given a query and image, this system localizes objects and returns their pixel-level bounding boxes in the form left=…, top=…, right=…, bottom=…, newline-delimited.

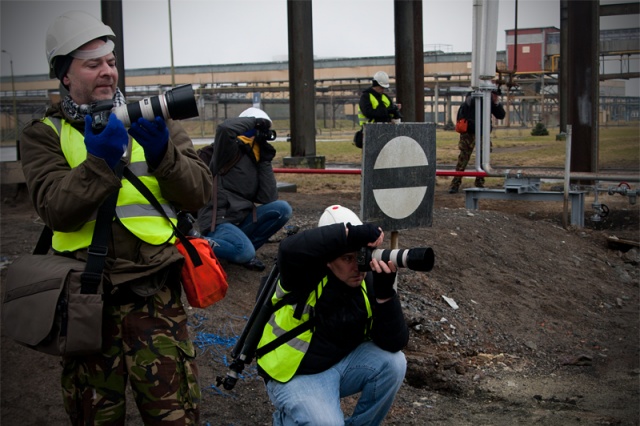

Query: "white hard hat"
left=373, top=71, right=390, bottom=88
left=46, top=10, right=115, bottom=79
left=239, top=107, right=272, bottom=124
left=318, top=205, right=362, bottom=227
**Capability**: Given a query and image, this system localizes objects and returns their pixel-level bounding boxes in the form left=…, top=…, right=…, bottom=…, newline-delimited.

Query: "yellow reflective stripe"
left=265, top=316, right=311, bottom=352
left=42, top=117, right=61, bottom=135
left=127, top=161, right=151, bottom=177
left=274, top=281, right=288, bottom=300
left=115, top=203, right=177, bottom=220
left=121, top=171, right=169, bottom=206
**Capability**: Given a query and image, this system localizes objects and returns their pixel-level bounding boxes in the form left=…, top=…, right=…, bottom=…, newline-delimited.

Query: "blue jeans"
left=204, top=200, right=291, bottom=264
left=265, top=341, right=407, bottom=426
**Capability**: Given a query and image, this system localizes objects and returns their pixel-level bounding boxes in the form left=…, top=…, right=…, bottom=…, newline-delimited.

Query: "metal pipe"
left=481, top=164, right=640, bottom=183
left=273, top=168, right=361, bottom=174
left=273, top=167, right=638, bottom=182
left=480, top=113, right=639, bottom=183
left=1, top=50, right=18, bottom=145
left=273, top=168, right=492, bottom=177
left=168, top=0, right=175, bottom=87
left=562, top=125, right=572, bottom=228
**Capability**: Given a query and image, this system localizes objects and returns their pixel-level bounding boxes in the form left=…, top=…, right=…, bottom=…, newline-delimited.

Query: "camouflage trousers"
left=450, top=133, right=489, bottom=189
left=61, top=284, right=200, bottom=425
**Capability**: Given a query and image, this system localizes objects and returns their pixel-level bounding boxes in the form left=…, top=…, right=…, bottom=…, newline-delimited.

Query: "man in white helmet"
left=255, top=205, right=408, bottom=425
left=20, top=10, right=212, bottom=424
left=354, top=71, right=403, bottom=148
left=197, top=107, right=292, bottom=272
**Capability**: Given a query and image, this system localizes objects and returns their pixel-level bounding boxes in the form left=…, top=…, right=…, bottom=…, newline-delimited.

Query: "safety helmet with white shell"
left=372, top=71, right=390, bottom=88
left=318, top=205, right=362, bottom=227
left=46, top=10, right=116, bottom=79
left=239, top=107, right=272, bottom=124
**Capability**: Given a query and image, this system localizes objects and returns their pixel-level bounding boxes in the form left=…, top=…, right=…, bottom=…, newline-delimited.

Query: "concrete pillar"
left=286, top=0, right=322, bottom=168
left=567, top=0, right=599, bottom=175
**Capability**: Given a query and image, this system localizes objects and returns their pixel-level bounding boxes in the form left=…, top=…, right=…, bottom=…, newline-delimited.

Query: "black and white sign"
left=361, top=123, right=436, bottom=231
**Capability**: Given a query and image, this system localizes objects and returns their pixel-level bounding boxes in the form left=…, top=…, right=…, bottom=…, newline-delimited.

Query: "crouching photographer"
left=255, top=205, right=411, bottom=425
left=197, top=107, right=292, bottom=272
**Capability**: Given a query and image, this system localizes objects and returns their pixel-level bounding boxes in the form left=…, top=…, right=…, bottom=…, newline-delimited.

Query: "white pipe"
left=471, top=0, right=483, bottom=88
left=480, top=0, right=499, bottom=81
left=474, top=91, right=483, bottom=172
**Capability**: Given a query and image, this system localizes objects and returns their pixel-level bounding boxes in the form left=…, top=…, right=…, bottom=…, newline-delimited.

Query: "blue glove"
left=84, top=114, right=127, bottom=169
left=128, top=116, right=169, bottom=168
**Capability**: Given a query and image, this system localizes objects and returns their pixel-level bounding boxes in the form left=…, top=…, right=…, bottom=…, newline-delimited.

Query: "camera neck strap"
left=122, top=166, right=203, bottom=268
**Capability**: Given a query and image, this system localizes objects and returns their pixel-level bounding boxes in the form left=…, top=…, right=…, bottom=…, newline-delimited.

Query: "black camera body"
left=90, top=100, right=114, bottom=133
left=388, top=104, right=403, bottom=120
left=90, top=84, right=199, bottom=134
left=357, top=247, right=434, bottom=272
left=257, top=129, right=277, bottom=141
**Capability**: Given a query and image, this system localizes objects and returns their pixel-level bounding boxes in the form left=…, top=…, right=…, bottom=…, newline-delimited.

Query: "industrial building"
left=0, top=26, right=638, bottom=142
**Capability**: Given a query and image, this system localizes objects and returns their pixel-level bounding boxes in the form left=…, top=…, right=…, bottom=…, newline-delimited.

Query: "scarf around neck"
left=61, top=87, right=126, bottom=122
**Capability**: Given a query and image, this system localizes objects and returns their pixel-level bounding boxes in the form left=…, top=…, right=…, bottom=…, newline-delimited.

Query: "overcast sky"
left=0, top=0, right=638, bottom=87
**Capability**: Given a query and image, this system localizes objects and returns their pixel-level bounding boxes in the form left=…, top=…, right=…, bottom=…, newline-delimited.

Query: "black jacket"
left=196, top=117, right=277, bottom=233
left=457, top=94, right=506, bottom=135
left=358, top=87, right=399, bottom=123
left=277, top=223, right=409, bottom=376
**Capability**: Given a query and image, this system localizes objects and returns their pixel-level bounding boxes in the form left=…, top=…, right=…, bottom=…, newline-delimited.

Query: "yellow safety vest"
left=42, top=117, right=177, bottom=252
left=358, top=92, right=391, bottom=126
left=256, top=277, right=372, bottom=383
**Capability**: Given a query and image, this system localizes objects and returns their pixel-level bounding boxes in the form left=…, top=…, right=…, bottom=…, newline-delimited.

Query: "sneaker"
left=475, top=183, right=485, bottom=189
left=242, top=256, right=266, bottom=272
left=448, top=187, right=459, bottom=194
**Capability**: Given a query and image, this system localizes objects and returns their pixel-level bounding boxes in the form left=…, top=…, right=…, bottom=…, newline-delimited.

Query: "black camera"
left=388, top=104, right=403, bottom=120
left=357, top=247, right=434, bottom=272
left=257, top=129, right=277, bottom=141
left=90, top=84, right=199, bottom=133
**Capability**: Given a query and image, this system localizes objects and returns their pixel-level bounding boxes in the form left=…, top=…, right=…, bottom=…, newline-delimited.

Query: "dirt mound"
left=1, top=185, right=638, bottom=425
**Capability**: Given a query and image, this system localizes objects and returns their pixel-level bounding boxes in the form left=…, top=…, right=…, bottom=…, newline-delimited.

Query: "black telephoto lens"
left=165, top=84, right=199, bottom=120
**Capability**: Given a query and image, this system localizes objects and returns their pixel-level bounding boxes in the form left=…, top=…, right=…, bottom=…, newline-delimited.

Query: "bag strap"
left=33, top=226, right=53, bottom=255
left=211, top=174, right=218, bottom=232
left=80, top=160, right=124, bottom=293
left=250, top=271, right=316, bottom=359
left=32, top=160, right=124, bottom=294
left=254, top=317, right=316, bottom=359
left=122, top=166, right=203, bottom=267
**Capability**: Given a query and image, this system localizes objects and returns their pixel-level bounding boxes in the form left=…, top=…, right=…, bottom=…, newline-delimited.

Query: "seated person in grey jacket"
left=197, top=108, right=292, bottom=271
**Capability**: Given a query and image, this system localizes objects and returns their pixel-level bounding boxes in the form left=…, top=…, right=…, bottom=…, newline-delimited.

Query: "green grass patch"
left=191, top=123, right=639, bottom=172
